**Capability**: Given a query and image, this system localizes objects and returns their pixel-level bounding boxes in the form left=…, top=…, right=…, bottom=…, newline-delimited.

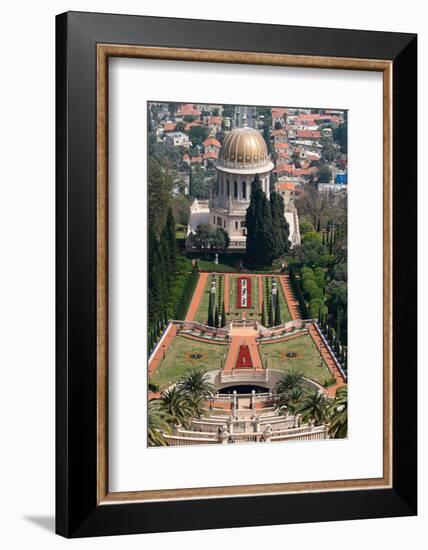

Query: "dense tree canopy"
left=245, top=175, right=280, bottom=266
left=191, top=224, right=230, bottom=257
left=333, top=121, right=348, bottom=153
left=270, top=190, right=290, bottom=258
left=188, top=125, right=209, bottom=148
left=189, top=164, right=207, bottom=198
left=148, top=158, right=174, bottom=238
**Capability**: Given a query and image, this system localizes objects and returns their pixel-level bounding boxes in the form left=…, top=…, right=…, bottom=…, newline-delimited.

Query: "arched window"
left=242, top=181, right=247, bottom=199
left=234, top=181, right=238, bottom=198
left=227, top=180, right=230, bottom=196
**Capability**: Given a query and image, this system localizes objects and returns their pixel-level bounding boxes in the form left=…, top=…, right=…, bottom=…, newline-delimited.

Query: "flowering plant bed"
left=236, top=276, right=252, bottom=308
left=235, top=344, right=253, bottom=369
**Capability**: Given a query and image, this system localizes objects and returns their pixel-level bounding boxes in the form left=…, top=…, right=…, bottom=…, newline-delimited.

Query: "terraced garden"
left=150, top=336, right=227, bottom=390
left=194, top=274, right=224, bottom=324
left=259, top=333, right=331, bottom=384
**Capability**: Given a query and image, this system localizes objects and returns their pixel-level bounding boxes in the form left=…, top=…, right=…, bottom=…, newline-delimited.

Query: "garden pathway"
left=223, top=274, right=230, bottom=312
left=258, top=276, right=264, bottom=312
left=223, top=326, right=263, bottom=372
left=308, top=323, right=346, bottom=396
left=279, top=275, right=300, bottom=320
left=184, top=272, right=209, bottom=321
left=148, top=323, right=178, bottom=399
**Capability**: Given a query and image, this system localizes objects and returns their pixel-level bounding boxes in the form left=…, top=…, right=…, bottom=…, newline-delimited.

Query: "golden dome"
left=219, top=125, right=270, bottom=168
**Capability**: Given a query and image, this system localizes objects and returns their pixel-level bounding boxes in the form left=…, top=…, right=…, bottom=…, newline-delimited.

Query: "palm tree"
left=275, top=370, right=304, bottom=397
left=160, top=386, right=194, bottom=429
left=275, top=370, right=304, bottom=414
left=329, top=385, right=348, bottom=438
left=147, top=400, right=172, bottom=446
left=296, top=390, right=330, bottom=425
left=177, top=369, right=216, bottom=400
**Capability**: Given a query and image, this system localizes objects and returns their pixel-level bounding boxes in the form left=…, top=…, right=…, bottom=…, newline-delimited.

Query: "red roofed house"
left=272, top=107, right=287, bottom=129
left=163, top=121, right=176, bottom=133
left=296, top=129, right=321, bottom=140
left=207, top=116, right=222, bottom=135
left=190, top=155, right=202, bottom=164
left=176, top=104, right=202, bottom=119
left=185, top=120, right=203, bottom=132
left=271, top=128, right=288, bottom=145
left=274, top=142, right=290, bottom=152
left=182, top=153, right=190, bottom=167
left=277, top=181, right=302, bottom=202
left=277, top=151, right=291, bottom=162
left=275, top=163, right=294, bottom=176
left=203, top=150, right=219, bottom=167
left=203, top=137, right=221, bottom=155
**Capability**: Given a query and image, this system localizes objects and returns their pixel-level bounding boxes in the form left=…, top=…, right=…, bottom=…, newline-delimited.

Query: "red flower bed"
left=236, top=276, right=252, bottom=308
left=235, top=345, right=253, bottom=369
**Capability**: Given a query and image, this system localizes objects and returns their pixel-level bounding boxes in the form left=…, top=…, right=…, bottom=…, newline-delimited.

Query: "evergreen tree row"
left=288, top=266, right=309, bottom=319
left=149, top=207, right=196, bottom=355
left=245, top=174, right=290, bottom=266
left=261, top=278, right=282, bottom=327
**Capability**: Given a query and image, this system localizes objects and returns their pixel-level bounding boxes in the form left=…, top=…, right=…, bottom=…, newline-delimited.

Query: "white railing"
left=271, top=426, right=328, bottom=442
left=163, top=435, right=219, bottom=446
left=220, top=369, right=269, bottom=383
left=175, top=320, right=230, bottom=339
left=163, top=422, right=329, bottom=446
left=313, top=321, right=347, bottom=382
left=258, top=319, right=305, bottom=338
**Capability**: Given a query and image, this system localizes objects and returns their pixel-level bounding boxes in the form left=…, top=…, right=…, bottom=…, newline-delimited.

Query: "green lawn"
left=274, top=277, right=292, bottom=324
left=259, top=334, right=331, bottom=384
left=194, top=274, right=224, bottom=323
left=150, top=336, right=227, bottom=390
left=187, top=254, right=240, bottom=273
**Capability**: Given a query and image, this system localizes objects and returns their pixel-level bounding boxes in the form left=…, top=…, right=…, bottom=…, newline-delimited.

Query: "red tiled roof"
left=191, top=155, right=202, bottom=163
left=296, top=130, right=321, bottom=139
left=163, top=122, right=176, bottom=132
left=203, top=137, right=221, bottom=148
left=177, top=104, right=201, bottom=117
left=183, top=153, right=190, bottom=161
left=203, top=151, right=219, bottom=160
left=274, top=142, right=290, bottom=150
left=185, top=121, right=202, bottom=131
left=277, top=181, right=298, bottom=192
left=275, top=163, right=294, bottom=174
left=272, top=129, right=286, bottom=137
left=272, top=107, right=287, bottom=118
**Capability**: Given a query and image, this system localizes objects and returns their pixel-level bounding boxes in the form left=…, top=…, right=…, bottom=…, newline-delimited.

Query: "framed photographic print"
left=56, top=11, right=417, bottom=537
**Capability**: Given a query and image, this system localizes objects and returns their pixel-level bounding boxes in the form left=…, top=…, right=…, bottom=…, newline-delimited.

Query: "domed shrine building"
left=187, top=117, right=301, bottom=252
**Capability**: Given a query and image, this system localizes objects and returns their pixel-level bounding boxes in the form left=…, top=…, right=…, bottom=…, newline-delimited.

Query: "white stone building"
left=187, top=117, right=301, bottom=252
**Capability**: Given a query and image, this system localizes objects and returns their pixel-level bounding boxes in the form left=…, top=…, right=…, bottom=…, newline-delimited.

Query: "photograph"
left=147, top=101, right=348, bottom=447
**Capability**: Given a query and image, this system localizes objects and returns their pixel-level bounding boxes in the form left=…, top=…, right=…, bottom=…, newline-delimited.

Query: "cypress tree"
left=317, top=219, right=321, bottom=232
left=207, top=291, right=214, bottom=326
left=261, top=300, right=267, bottom=327
left=214, top=306, right=220, bottom=328
left=275, top=294, right=282, bottom=326
left=245, top=174, right=276, bottom=266
left=268, top=299, right=274, bottom=327
left=162, top=207, right=178, bottom=277
left=270, top=190, right=290, bottom=258
left=220, top=301, right=226, bottom=327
